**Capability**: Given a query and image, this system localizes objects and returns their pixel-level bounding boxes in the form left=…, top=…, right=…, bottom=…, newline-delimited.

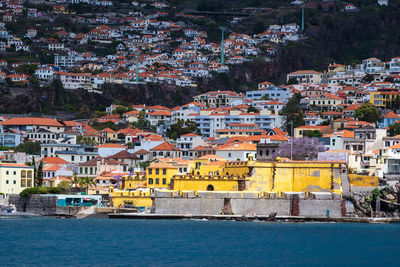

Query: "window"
left=228, top=153, right=232, bottom=157
left=155, top=178, right=159, bottom=184
left=162, top=169, right=166, bottom=175
left=6, top=180, right=9, bottom=184
left=148, top=169, right=152, bottom=175
left=71, top=156, right=75, bottom=161
left=13, top=180, right=16, bottom=184
left=148, top=178, right=153, bottom=184
left=6, top=171, right=9, bottom=175
left=156, top=168, right=159, bottom=175
left=162, top=178, right=166, bottom=185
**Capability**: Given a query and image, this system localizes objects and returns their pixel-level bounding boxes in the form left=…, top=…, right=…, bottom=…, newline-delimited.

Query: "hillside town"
left=0, top=0, right=305, bottom=90
left=1, top=0, right=400, bottom=266
left=0, top=0, right=399, bottom=220
left=0, top=55, right=399, bottom=215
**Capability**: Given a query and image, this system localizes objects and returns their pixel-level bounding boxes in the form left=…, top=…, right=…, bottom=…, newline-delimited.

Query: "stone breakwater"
left=346, top=182, right=400, bottom=217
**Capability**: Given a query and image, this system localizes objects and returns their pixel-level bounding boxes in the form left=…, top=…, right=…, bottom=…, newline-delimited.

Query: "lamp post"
left=301, top=5, right=305, bottom=31
left=220, top=26, right=226, bottom=64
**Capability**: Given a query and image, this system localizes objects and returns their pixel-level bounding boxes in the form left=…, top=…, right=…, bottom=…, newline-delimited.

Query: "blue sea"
left=0, top=218, right=399, bottom=266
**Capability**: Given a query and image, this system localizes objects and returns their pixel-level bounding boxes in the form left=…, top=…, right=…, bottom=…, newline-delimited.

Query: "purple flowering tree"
left=272, top=137, right=326, bottom=161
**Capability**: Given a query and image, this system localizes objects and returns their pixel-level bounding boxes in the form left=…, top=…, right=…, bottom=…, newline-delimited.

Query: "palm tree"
left=70, top=173, right=80, bottom=192
left=79, top=177, right=96, bottom=194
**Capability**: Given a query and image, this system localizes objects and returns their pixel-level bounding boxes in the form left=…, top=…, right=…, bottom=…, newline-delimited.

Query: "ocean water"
left=0, top=218, right=399, bottom=266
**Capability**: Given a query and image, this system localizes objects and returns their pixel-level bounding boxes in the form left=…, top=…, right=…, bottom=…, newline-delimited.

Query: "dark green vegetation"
left=388, top=123, right=400, bottom=137
left=166, top=119, right=201, bottom=140
left=19, top=186, right=62, bottom=197
left=15, top=142, right=41, bottom=155
left=281, top=93, right=305, bottom=136
left=354, top=102, right=380, bottom=123
left=1, top=1, right=399, bottom=116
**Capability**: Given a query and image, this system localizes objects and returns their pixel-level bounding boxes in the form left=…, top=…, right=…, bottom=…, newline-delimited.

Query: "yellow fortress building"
left=109, top=157, right=351, bottom=208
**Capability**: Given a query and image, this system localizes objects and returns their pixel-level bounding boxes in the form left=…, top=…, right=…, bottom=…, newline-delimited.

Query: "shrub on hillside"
left=20, top=186, right=62, bottom=197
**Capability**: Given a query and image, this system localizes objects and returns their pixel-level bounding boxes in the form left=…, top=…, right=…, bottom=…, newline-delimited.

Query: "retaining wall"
left=9, top=194, right=58, bottom=215
left=8, top=194, right=87, bottom=216
left=154, top=196, right=344, bottom=217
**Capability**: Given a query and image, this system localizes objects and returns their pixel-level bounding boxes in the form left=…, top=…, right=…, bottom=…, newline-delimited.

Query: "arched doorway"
left=207, top=184, right=214, bottom=191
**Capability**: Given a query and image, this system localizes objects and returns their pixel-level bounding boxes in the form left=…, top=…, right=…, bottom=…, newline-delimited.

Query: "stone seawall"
left=8, top=194, right=88, bottom=216
left=153, top=192, right=344, bottom=218
left=9, top=194, right=58, bottom=216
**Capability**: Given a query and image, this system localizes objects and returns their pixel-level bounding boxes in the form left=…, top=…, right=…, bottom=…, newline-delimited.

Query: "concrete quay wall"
left=9, top=194, right=58, bottom=216
left=154, top=196, right=344, bottom=218
left=8, top=194, right=88, bottom=216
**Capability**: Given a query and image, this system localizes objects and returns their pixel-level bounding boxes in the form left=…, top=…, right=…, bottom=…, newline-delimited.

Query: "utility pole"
left=135, top=51, right=140, bottom=83
left=290, top=121, right=293, bottom=161
left=301, top=5, right=305, bottom=32
left=220, top=26, right=226, bottom=64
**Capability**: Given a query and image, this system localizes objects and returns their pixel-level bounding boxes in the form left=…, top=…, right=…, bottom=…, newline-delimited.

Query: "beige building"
left=0, top=164, right=34, bottom=195
left=194, top=90, right=244, bottom=108
left=287, top=70, right=323, bottom=84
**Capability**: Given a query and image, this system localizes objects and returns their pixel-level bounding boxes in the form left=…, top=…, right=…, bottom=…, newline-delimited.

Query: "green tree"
left=90, top=120, right=118, bottom=131
left=304, top=130, right=323, bottom=138
left=126, top=142, right=135, bottom=149
left=247, top=106, right=259, bottom=113
left=15, top=142, right=41, bottom=155
left=78, top=176, right=96, bottom=194
left=133, top=110, right=151, bottom=131
left=35, top=161, right=43, bottom=186
left=166, top=119, right=201, bottom=140
left=281, top=93, right=305, bottom=136
left=57, top=181, right=71, bottom=193
left=138, top=161, right=150, bottom=170
left=70, top=173, right=80, bottom=190
left=94, top=110, right=107, bottom=118
left=77, top=136, right=98, bottom=146
left=388, top=123, right=400, bottom=136
left=354, top=102, right=380, bottom=123
left=15, top=64, right=38, bottom=75
left=362, top=74, right=374, bottom=83
left=112, top=106, right=132, bottom=115
left=287, top=77, right=299, bottom=85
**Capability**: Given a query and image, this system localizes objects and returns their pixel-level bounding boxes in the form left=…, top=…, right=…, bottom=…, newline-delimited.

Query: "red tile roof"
left=384, top=111, right=400, bottom=119
left=150, top=142, right=181, bottom=151
left=96, top=143, right=127, bottom=148
left=40, top=157, right=69, bottom=164
left=0, top=117, right=63, bottom=127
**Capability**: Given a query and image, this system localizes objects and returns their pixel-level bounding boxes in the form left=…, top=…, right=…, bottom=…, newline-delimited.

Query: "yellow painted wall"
left=107, top=132, right=118, bottom=141
left=248, top=162, right=345, bottom=194
left=223, top=161, right=250, bottom=176
left=0, top=165, right=34, bottom=194
left=147, top=167, right=177, bottom=188
left=110, top=189, right=152, bottom=207
left=173, top=178, right=240, bottom=192
left=122, top=175, right=146, bottom=190
left=111, top=196, right=152, bottom=207
left=349, top=174, right=378, bottom=187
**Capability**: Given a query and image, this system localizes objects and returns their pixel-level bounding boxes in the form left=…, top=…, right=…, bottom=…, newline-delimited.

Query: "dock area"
left=108, top=213, right=400, bottom=223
